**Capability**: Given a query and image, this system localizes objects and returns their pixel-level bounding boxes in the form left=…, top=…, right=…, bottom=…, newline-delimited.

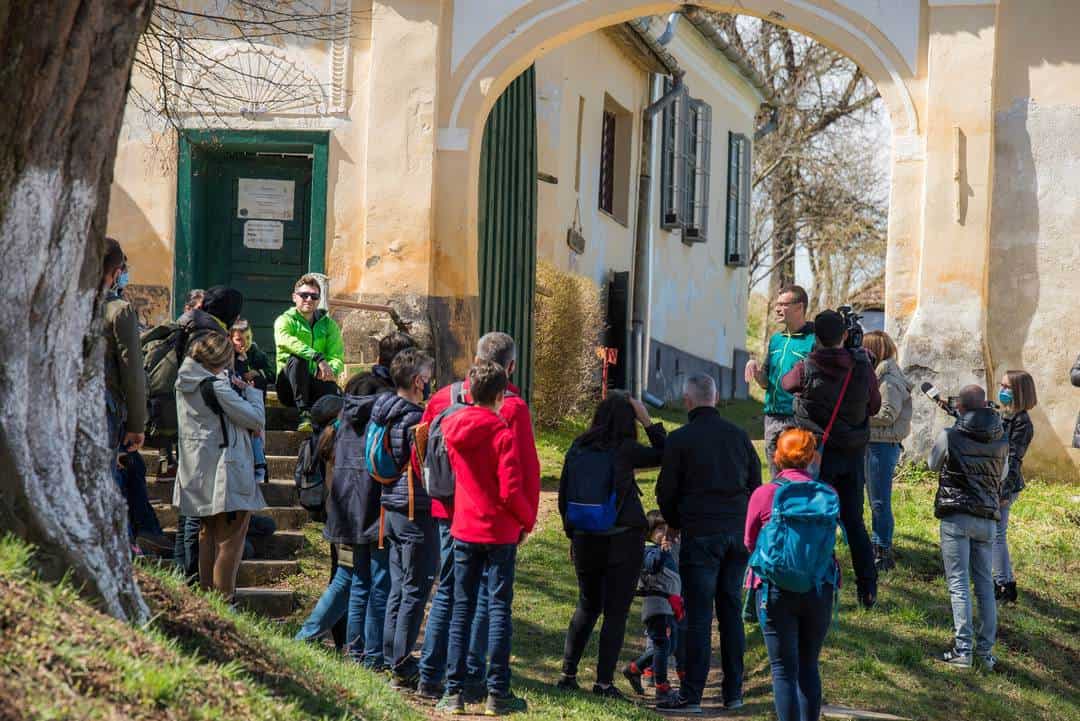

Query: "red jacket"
left=420, top=381, right=540, bottom=522
left=442, top=406, right=537, bottom=543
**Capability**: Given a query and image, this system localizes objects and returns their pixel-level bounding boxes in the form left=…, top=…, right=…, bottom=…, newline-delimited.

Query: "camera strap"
left=821, top=366, right=855, bottom=448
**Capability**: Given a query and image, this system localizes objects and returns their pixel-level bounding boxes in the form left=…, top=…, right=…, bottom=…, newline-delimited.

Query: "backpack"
left=365, top=416, right=405, bottom=486
left=295, top=433, right=328, bottom=518
left=421, top=382, right=470, bottom=502
left=749, top=480, right=840, bottom=593
left=562, top=445, right=619, bottom=532
left=142, top=323, right=186, bottom=434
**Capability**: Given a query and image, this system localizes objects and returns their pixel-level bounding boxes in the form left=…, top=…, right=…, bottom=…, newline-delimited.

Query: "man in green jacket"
left=274, top=274, right=344, bottom=431
left=102, top=238, right=147, bottom=457
left=743, top=284, right=815, bottom=476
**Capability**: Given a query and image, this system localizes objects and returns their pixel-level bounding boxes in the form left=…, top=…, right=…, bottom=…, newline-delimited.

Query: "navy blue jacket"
left=324, top=394, right=382, bottom=545
left=371, top=393, right=427, bottom=514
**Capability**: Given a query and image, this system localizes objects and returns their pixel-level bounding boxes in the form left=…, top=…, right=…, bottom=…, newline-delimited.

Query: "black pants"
left=561, top=529, right=644, bottom=684
left=276, top=355, right=340, bottom=412
left=820, top=446, right=877, bottom=596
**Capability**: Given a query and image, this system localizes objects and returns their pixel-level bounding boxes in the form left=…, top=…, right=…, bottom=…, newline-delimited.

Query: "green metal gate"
left=478, top=66, right=537, bottom=400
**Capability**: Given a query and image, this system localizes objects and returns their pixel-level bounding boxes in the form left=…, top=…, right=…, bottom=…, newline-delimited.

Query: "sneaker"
left=642, top=667, right=655, bottom=689
left=977, top=654, right=998, bottom=672
left=724, top=698, right=745, bottom=710
left=416, top=681, right=444, bottom=700
left=656, top=692, right=702, bottom=714
left=484, top=692, right=527, bottom=716
left=592, top=684, right=625, bottom=700
left=463, top=680, right=488, bottom=704
left=857, top=588, right=877, bottom=610
left=622, top=663, right=644, bottom=695
left=1004, top=581, right=1018, bottom=604
left=654, top=682, right=673, bottom=701
left=297, top=412, right=313, bottom=433
left=390, top=669, right=420, bottom=691
left=994, top=583, right=1006, bottom=601
left=436, top=692, right=466, bottom=715
left=555, top=674, right=579, bottom=691
left=938, top=648, right=973, bottom=668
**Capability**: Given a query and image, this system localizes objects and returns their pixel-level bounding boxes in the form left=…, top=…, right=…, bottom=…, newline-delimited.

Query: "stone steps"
left=147, top=477, right=299, bottom=508
left=153, top=503, right=310, bottom=532
left=139, top=451, right=297, bottom=481
left=160, top=528, right=308, bottom=559
left=236, top=559, right=300, bottom=587
left=234, top=587, right=297, bottom=618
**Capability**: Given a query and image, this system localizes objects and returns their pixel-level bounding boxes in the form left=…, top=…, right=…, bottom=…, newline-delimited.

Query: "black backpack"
left=142, top=323, right=187, bottom=435
left=295, top=395, right=348, bottom=519
left=562, top=445, right=619, bottom=532
left=422, top=382, right=471, bottom=503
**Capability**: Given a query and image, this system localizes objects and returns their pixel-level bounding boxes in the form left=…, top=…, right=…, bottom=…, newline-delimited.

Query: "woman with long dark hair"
left=556, top=392, right=666, bottom=698
left=994, top=369, right=1037, bottom=604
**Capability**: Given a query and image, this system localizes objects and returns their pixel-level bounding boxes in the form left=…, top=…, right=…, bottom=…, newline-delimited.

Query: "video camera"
left=837, top=305, right=864, bottom=350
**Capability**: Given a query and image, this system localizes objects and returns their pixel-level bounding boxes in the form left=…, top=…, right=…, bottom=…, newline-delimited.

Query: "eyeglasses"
left=296, top=292, right=320, bottom=301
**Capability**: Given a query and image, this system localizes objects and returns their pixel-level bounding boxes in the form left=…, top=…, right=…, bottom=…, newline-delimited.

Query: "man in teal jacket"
left=274, top=274, right=345, bottom=431
left=744, top=285, right=815, bottom=476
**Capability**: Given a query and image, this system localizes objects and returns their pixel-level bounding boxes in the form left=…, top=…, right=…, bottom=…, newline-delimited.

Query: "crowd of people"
left=99, top=235, right=1051, bottom=719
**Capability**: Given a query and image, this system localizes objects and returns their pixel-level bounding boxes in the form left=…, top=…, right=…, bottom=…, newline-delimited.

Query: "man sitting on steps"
left=273, top=274, right=344, bottom=431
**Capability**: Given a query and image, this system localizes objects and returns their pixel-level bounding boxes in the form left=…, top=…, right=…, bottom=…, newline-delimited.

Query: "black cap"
left=201, top=286, right=244, bottom=329
left=814, top=310, right=845, bottom=347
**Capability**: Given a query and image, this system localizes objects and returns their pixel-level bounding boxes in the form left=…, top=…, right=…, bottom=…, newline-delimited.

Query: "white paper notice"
left=238, top=178, right=295, bottom=220
left=243, top=220, right=284, bottom=250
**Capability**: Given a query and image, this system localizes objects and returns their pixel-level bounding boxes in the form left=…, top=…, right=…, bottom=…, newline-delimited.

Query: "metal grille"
left=599, top=110, right=616, bottom=214
left=725, top=132, right=751, bottom=266
left=684, top=100, right=711, bottom=243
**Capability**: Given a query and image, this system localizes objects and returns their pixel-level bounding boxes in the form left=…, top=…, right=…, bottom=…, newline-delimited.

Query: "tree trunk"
left=767, top=159, right=799, bottom=307
left=0, top=1, right=154, bottom=622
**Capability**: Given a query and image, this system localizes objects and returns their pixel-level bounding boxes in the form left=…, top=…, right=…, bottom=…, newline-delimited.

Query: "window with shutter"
left=725, top=132, right=751, bottom=266
left=599, top=110, right=616, bottom=215
left=683, top=99, right=711, bottom=243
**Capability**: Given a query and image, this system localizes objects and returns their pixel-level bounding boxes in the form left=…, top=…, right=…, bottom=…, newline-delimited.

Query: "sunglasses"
left=296, top=292, right=320, bottom=301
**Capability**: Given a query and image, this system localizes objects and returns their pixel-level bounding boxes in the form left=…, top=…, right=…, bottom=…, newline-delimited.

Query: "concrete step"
left=234, top=587, right=296, bottom=618
left=160, top=528, right=307, bottom=559
left=153, top=504, right=310, bottom=531
left=266, top=403, right=300, bottom=429
left=265, top=429, right=307, bottom=456
left=148, top=478, right=299, bottom=507
left=139, top=452, right=298, bottom=482
left=236, top=559, right=300, bottom=587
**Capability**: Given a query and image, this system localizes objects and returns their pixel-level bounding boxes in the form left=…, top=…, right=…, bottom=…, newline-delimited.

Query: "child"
left=995, top=369, right=1037, bottom=604
left=623, top=511, right=684, bottom=702
left=231, top=319, right=273, bottom=483
left=436, top=360, right=537, bottom=716
left=374, top=348, right=436, bottom=689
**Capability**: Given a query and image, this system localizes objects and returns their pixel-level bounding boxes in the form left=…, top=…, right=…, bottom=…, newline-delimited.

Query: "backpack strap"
left=821, top=366, right=855, bottom=448
left=198, top=377, right=229, bottom=449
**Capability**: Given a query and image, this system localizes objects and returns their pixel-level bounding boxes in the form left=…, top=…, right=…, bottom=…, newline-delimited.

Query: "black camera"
left=837, top=305, right=864, bottom=350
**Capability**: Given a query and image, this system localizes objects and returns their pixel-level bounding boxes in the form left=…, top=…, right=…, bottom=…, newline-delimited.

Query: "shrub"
left=532, top=262, right=604, bottom=428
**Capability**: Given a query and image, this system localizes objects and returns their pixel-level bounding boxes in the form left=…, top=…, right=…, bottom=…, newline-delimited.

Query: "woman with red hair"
left=745, top=428, right=839, bottom=721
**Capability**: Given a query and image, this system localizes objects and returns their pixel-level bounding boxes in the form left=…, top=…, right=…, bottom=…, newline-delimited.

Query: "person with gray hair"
left=655, top=373, right=761, bottom=713
left=927, top=384, right=1009, bottom=670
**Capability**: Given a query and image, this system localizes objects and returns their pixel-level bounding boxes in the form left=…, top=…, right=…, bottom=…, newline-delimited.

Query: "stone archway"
left=430, top=0, right=1001, bottom=457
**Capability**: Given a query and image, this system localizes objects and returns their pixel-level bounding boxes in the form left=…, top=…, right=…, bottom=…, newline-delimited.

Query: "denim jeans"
left=383, top=510, right=438, bottom=672
left=940, top=513, right=997, bottom=657
left=756, top=583, right=834, bottom=721
left=866, top=442, right=902, bottom=549
left=680, top=532, right=748, bottom=705
left=173, top=516, right=201, bottom=580
left=296, top=565, right=352, bottom=643
left=346, top=542, right=391, bottom=667
left=820, top=447, right=877, bottom=597
left=252, top=433, right=267, bottom=478
left=118, top=450, right=163, bottom=539
left=419, top=518, right=490, bottom=687
left=992, top=496, right=1015, bottom=585
left=446, top=540, right=517, bottom=696
left=634, top=614, right=674, bottom=685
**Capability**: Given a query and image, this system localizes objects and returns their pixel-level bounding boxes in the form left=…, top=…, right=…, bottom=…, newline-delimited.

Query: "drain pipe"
left=631, top=72, right=684, bottom=400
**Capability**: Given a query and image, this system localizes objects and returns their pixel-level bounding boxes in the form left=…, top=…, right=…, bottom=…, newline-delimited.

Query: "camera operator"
left=781, top=310, right=881, bottom=609
left=927, top=385, right=1008, bottom=670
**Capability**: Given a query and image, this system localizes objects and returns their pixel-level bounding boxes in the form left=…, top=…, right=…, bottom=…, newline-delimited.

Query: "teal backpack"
left=749, top=480, right=840, bottom=593
left=365, top=419, right=404, bottom=486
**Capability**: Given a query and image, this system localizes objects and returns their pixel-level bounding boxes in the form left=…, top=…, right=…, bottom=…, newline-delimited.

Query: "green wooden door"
left=200, top=151, right=312, bottom=363
left=479, top=66, right=537, bottom=400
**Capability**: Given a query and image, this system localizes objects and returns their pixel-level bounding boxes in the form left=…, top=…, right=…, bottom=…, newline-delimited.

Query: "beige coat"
left=869, top=358, right=913, bottom=444
left=174, top=357, right=266, bottom=516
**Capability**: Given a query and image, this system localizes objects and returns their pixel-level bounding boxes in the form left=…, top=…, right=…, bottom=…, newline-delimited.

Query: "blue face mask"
left=115, top=270, right=130, bottom=290
left=998, top=388, right=1014, bottom=407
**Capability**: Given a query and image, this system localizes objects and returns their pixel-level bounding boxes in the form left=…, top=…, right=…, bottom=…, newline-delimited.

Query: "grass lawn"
left=2, top=397, right=1077, bottom=720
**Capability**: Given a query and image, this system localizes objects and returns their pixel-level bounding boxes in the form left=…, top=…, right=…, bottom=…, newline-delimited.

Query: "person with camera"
left=927, top=385, right=1008, bottom=670
left=744, top=285, right=816, bottom=477
left=781, top=310, right=881, bottom=609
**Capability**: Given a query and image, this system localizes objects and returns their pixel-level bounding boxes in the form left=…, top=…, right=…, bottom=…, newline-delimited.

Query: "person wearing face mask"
left=274, top=274, right=345, bottom=431
left=101, top=238, right=147, bottom=463
left=993, top=370, right=1037, bottom=605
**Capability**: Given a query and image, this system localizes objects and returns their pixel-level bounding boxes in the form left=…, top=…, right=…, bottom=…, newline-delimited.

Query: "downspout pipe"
left=631, top=72, right=685, bottom=400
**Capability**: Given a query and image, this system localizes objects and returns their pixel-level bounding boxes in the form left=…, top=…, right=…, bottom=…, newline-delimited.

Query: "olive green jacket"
left=104, top=292, right=148, bottom=434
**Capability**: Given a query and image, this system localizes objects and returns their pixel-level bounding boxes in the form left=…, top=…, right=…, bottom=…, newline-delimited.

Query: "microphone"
left=920, top=382, right=938, bottom=399
left=921, top=382, right=958, bottom=417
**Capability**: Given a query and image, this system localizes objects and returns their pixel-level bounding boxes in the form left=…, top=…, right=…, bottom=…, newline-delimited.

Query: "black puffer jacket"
left=1071, top=354, right=1080, bottom=448
left=371, top=393, right=427, bottom=514
left=558, top=422, right=666, bottom=538
left=1002, top=410, right=1033, bottom=499
left=934, top=408, right=1008, bottom=520
left=324, top=394, right=381, bottom=545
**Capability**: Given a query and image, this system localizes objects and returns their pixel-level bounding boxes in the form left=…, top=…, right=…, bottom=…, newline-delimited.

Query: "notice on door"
left=238, top=178, right=294, bottom=220
left=243, top=220, right=284, bottom=250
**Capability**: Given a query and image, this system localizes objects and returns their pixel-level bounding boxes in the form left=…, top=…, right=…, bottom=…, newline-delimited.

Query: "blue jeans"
left=383, top=510, right=438, bottom=672
left=347, top=543, right=392, bottom=667
left=118, top=450, right=163, bottom=539
left=634, top=614, right=675, bottom=685
left=419, top=519, right=490, bottom=687
left=173, top=516, right=201, bottom=580
left=940, top=513, right=997, bottom=657
left=446, top=540, right=518, bottom=697
left=992, top=496, right=1015, bottom=584
left=866, top=442, right=901, bottom=549
left=756, top=583, right=834, bottom=721
left=252, top=433, right=267, bottom=479
left=296, top=565, right=352, bottom=642
left=680, top=532, right=748, bottom=705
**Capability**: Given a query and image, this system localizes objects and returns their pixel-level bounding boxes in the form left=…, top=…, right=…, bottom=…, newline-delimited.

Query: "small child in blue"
left=623, top=511, right=685, bottom=701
